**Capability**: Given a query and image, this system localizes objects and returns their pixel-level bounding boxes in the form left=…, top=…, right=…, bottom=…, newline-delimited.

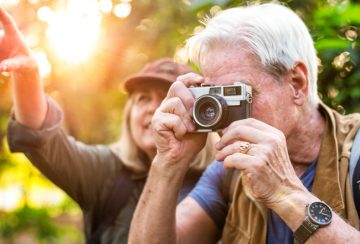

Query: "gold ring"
left=239, top=142, right=251, bottom=154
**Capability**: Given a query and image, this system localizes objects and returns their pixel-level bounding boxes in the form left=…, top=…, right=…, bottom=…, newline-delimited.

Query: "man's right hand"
left=151, top=72, right=208, bottom=172
left=129, top=73, right=219, bottom=244
left=0, top=5, right=38, bottom=73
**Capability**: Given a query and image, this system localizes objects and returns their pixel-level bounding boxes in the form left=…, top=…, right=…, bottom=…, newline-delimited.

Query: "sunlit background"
left=0, top=0, right=359, bottom=242
left=3, top=0, right=137, bottom=75
left=0, top=0, right=139, bottom=209
left=0, top=0, right=201, bottom=242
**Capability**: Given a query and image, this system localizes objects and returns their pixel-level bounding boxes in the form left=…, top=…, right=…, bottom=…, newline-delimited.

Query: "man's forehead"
left=203, top=73, right=255, bottom=86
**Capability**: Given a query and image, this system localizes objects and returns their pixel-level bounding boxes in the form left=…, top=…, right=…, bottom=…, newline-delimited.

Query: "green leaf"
left=350, top=87, right=360, bottom=98
left=189, top=0, right=230, bottom=11
left=315, top=39, right=350, bottom=50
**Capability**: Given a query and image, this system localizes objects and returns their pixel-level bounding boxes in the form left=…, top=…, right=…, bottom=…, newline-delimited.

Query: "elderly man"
left=129, top=3, right=360, bottom=244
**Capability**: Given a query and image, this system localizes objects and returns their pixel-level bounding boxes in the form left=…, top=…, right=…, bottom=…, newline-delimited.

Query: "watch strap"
left=294, top=216, right=319, bottom=244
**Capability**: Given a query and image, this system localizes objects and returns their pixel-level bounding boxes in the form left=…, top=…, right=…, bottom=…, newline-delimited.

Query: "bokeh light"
left=332, top=51, right=350, bottom=69
left=39, top=0, right=102, bottom=64
left=328, top=86, right=339, bottom=99
left=28, top=0, right=39, bottom=4
left=0, top=0, right=20, bottom=6
left=37, top=6, right=53, bottom=22
left=28, top=186, right=65, bottom=207
left=345, top=26, right=358, bottom=41
left=33, top=50, right=52, bottom=78
left=113, top=3, right=132, bottom=18
left=175, top=46, right=188, bottom=64
left=4, top=0, right=134, bottom=65
left=0, top=185, right=22, bottom=211
left=99, top=0, right=113, bottom=14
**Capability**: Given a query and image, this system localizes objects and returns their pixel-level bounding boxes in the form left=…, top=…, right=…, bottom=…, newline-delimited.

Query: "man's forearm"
left=306, top=213, right=360, bottom=243
left=271, top=191, right=360, bottom=243
left=129, top=156, right=187, bottom=244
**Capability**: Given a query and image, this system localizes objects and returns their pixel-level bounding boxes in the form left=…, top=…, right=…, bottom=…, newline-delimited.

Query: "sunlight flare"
left=40, top=0, right=102, bottom=63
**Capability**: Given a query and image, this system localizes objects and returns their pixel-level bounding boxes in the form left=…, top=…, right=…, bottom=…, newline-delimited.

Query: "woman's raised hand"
left=0, top=5, right=38, bottom=73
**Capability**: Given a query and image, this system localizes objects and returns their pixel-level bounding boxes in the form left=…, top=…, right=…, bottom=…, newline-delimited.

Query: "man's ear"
left=288, top=62, right=308, bottom=106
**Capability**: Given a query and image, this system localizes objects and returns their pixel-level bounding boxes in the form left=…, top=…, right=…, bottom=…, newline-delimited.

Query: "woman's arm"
left=0, top=5, right=47, bottom=129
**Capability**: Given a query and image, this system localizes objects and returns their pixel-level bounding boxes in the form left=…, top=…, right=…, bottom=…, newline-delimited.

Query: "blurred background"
left=0, top=0, right=359, bottom=243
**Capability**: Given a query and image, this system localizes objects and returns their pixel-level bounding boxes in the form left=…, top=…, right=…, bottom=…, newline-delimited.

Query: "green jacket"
left=222, top=103, right=360, bottom=244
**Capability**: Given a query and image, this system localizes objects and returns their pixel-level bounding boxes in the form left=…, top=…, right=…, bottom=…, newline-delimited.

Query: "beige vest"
left=222, top=103, right=360, bottom=244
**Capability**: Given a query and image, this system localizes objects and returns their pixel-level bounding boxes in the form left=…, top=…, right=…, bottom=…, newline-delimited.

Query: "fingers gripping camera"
left=189, top=82, right=252, bottom=132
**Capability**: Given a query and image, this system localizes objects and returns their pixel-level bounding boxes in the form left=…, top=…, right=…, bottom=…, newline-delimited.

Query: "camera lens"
left=200, top=104, right=216, bottom=121
left=193, top=95, right=227, bottom=128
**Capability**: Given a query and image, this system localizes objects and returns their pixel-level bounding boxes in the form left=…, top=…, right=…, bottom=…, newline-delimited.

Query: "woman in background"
left=0, top=6, right=217, bottom=243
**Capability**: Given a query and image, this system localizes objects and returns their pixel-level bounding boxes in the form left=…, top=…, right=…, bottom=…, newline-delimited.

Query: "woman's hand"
left=0, top=5, right=38, bottom=73
left=1, top=6, right=46, bottom=129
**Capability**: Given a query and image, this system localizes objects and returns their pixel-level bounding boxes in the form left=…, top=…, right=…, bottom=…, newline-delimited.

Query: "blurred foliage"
left=0, top=0, right=360, bottom=242
left=0, top=139, right=83, bottom=243
left=0, top=205, right=59, bottom=240
left=311, top=3, right=360, bottom=113
left=0, top=204, right=83, bottom=243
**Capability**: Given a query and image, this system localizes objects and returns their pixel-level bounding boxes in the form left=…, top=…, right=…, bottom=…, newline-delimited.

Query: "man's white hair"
left=186, top=3, right=319, bottom=107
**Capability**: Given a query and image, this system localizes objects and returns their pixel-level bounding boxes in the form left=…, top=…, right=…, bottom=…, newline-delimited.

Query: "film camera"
left=189, top=82, right=252, bottom=132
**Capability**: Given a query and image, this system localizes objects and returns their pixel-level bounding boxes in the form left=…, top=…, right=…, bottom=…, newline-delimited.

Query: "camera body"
left=189, top=82, right=252, bottom=132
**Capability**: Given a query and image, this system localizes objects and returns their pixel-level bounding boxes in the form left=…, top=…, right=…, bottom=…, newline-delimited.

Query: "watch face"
left=307, top=201, right=332, bottom=226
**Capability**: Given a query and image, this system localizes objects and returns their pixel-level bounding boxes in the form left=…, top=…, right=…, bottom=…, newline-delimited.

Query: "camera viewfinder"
left=224, top=86, right=242, bottom=96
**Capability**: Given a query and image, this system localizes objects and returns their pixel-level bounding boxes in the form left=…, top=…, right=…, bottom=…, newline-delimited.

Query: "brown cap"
left=123, top=58, right=193, bottom=93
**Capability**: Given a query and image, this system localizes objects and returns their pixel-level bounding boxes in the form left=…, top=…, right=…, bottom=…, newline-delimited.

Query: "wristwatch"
left=294, top=201, right=333, bottom=244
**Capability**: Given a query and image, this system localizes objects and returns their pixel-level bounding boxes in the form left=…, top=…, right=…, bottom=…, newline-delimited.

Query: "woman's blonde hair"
left=110, top=94, right=218, bottom=175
